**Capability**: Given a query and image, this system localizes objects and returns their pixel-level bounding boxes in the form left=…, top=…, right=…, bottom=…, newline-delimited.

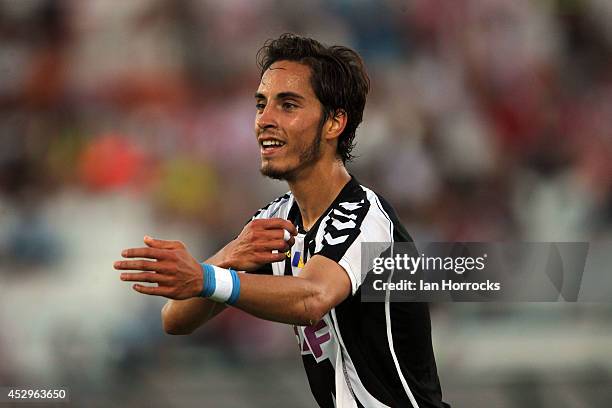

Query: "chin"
left=260, top=162, right=297, bottom=181
left=260, top=166, right=289, bottom=181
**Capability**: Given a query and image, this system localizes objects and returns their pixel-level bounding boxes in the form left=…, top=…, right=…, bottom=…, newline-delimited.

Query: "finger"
left=132, top=284, right=174, bottom=297
left=114, top=260, right=166, bottom=272
left=121, top=247, right=169, bottom=260
left=266, top=228, right=293, bottom=242
left=260, top=240, right=290, bottom=252
left=254, top=230, right=285, bottom=241
left=260, top=219, right=298, bottom=236
left=144, top=235, right=185, bottom=250
left=261, top=251, right=289, bottom=264
left=254, top=229, right=291, bottom=243
left=120, top=272, right=170, bottom=284
left=281, top=231, right=296, bottom=246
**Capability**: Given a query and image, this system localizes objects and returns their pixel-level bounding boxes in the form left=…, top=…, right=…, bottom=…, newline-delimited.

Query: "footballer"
left=115, top=34, right=450, bottom=408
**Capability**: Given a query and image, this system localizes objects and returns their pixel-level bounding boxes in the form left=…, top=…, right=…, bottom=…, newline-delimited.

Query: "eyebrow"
left=254, top=91, right=306, bottom=101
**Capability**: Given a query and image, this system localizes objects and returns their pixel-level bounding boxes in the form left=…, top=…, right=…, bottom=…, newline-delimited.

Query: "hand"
left=220, top=218, right=297, bottom=271
left=115, top=236, right=203, bottom=299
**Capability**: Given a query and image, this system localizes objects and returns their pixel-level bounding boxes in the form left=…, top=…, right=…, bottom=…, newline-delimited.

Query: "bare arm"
left=115, top=219, right=298, bottom=334
left=115, top=228, right=351, bottom=328
left=161, top=254, right=350, bottom=331
left=232, top=255, right=351, bottom=326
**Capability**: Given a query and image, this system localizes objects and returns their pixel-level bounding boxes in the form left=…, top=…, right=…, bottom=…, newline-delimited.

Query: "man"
left=115, top=34, right=450, bottom=408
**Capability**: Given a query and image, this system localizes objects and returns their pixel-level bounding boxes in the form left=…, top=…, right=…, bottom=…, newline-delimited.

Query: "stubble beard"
left=260, top=125, right=324, bottom=182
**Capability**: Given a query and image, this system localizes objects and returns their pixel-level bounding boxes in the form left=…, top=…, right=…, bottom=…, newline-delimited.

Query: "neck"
left=288, top=158, right=351, bottom=231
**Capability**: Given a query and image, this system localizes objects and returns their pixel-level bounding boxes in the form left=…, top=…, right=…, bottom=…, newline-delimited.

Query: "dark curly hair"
left=256, top=33, right=370, bottom=163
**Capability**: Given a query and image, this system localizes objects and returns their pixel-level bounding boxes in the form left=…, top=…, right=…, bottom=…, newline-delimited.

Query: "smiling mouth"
left=260, top=139, right=286, bottom=156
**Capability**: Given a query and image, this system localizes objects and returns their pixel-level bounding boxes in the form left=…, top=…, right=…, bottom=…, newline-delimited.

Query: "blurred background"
left=0, top=0, right=611, bottom=406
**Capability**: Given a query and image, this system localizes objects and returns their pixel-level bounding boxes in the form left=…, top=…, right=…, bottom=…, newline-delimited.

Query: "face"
left=255, top=60, right=325, bottom=181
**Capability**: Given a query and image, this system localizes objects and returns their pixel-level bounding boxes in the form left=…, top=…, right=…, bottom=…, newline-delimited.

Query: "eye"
left=282, top=102, right=298, bottom=111
left=255, top=103, right=266, bottom=111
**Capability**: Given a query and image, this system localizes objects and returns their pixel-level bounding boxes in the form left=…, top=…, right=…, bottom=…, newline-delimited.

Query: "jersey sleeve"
left=313, top=198, right=391, bottom=295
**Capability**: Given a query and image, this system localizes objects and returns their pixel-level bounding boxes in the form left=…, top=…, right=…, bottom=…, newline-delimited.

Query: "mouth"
left=259, top=138, right=286, bottom=156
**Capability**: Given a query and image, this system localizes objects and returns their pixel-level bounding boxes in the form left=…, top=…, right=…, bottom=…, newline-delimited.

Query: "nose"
left=256, top=104, right=277, bottom=132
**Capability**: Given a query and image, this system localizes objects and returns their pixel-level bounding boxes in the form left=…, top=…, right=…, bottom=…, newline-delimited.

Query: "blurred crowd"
left=0, top=0, right=611, bottom=406
left=1, top=0, right=611, bottom=254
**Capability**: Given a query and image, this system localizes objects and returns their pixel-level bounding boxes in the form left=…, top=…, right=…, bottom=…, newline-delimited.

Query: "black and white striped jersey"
left=250, top=177, right=450, bottom=408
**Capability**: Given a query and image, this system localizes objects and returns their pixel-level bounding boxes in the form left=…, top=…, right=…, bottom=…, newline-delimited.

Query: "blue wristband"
left=226, top=268, right=241, bottom=305
left=200, top=263, right=216, bottom=298
left=199, top=263, right=240, bottom=305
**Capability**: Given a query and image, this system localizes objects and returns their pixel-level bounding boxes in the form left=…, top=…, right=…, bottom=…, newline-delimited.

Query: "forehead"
left=257, top=60, right=315, bottom=98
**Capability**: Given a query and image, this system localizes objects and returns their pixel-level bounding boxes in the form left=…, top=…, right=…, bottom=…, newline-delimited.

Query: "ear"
left=324, top=109, right=347, bottom=141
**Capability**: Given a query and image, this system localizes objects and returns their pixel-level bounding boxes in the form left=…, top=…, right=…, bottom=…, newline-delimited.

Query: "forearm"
left=198, top=255, right=349, bottom=326
left=161, top=298, right=224, bottom=334
left=161, top=250, right=230, bottom=334
left=232, top=273, right=327, bottom=326
left=163, top=258, right=324, bottom=331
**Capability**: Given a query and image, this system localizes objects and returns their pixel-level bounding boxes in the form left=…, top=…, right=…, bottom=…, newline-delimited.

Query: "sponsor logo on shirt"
left=292, top=251, right=305, bottom=268
left=294, top=320, right=332, bottom=362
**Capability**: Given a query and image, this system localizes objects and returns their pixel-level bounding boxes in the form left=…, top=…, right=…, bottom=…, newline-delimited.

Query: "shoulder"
left=312, top=179, right=387, bottom=252
left=330, top=178, right=397, bottom=231
left=357, top=183, right=414, bottom=243
left=319, top=179, right=411, bottom=244
left=251, top=192, right=293, bottom=220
